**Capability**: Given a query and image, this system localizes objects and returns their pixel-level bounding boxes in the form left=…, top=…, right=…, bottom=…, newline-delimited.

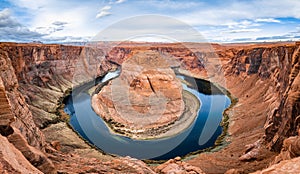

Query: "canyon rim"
left=0, top=1, right=300, bottom=173
left=0, top=41, right=299, bottom=173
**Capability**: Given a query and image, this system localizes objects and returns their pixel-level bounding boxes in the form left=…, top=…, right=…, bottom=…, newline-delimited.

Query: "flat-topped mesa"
left=92, top=51, right=185, bottom=138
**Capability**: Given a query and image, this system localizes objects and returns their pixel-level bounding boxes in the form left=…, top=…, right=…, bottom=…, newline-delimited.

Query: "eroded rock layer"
left=188, top=43, right=300, bottom=173
left=0, top=41, right=299, bottom=173
left=92, top=51, right=185, bottom=138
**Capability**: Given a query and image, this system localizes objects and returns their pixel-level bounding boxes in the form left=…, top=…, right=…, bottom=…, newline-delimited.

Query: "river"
left=64, top=70, right=231, bottom=160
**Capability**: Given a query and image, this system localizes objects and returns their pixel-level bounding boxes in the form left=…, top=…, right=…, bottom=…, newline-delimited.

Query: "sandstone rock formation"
left=0, top=134, right=42, bottom=173
left=270, top=129, right=300, bottom=165
left=214, top=44, right=300, bottom=151
left=156, top=157, right=205, bottom=174
left=220, top=44, right=300, bottom=152
left=1, top=42, right=171, bottom=173
left=185, top=42, right=300, bottom=173
left=0, top=41, right=299, bottom=173
left=92, top=50, right=185, bottom=138
left=51, top=155, right=156, bottom=174
left=252, top=156, right=300, bottom=174
left=0, top=43, right=55, bottom=173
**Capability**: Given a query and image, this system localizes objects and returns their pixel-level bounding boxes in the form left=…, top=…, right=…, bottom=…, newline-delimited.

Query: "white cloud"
left=109, top=0, right=126, bottom=5
left=145, top=0, right=201, bottom=10
left=96, top=5, right=112, bottom=18
left=177, top=0, right=300, bottom=26
left=101, top=5, right=112, bottom=11
left=29, top=5, right=97, bottom=38
left=0, top=8, right=20, bottom=27
left=96, top=11, right=111, bottom=18
left=4, top=0, right=300, bottom=43
left=42, top=35, right=90, bottom=43
left=226, top=20, right=260, bottom=29
left=255, top=18, right=281, bottom=23
left=34, top=21, right=68, bottom=35
left=0, top=8, right=45, bottom=42
left=225, top=28, right=261, bottom=33
left=95, top=0, right=127, bottom=19
left=115, top=0, right=126, bottom=4
left=92, top=15, right=207, bottom=42
left=6, top=0, right=100, bottom=42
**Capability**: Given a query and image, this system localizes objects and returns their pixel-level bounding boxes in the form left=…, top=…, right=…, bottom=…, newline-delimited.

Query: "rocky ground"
left=0, top=41, right=299, bottom=173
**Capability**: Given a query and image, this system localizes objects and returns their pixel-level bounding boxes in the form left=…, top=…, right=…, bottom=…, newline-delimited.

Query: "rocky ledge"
left=92, top=50, right=199, bottom=139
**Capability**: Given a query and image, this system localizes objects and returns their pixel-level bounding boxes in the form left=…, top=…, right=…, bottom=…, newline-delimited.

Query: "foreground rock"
left=251, top=156, right=300, bottom=174
left=0, top=135, right=42, bottom=173
left=92, top=51, right=186, bottom=139
left=156, top=157, right=205, bottom=174
left=0, top=44, right=56, bottom=173
left=43, top=122, right=113, bottom=160
left=51, top=154, right=156, bottom=173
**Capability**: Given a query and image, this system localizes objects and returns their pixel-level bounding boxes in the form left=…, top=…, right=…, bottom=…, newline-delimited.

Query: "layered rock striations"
left=92, top=51, right=188, bottom=139
left=188, top=43, right=300, bottom=173
left=0, top=44, right=55, bottom=173
left=222, top=44, right=300, bottom=151
left=0, top=41, right=299, bottom=173
left=2, top=42, right=177, bottom=173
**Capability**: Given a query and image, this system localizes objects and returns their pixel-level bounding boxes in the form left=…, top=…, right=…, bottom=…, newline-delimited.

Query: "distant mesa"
left=31, top=40, right=43, bottom=44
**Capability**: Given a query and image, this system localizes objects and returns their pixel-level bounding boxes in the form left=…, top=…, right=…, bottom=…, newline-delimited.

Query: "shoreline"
left=61, top=70, right=234, bottom=160
left=96, top=90, right=200, bottom=140
left=58, top=69, right=234, bottom=162
left=145, top=84, right=237, bottom=165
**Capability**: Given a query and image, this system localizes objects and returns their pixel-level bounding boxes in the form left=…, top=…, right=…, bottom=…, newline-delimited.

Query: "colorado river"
left=64, top=70, right=231, bottom=160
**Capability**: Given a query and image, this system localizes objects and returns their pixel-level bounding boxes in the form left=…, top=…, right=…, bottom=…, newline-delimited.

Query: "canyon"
left=91, top=50, right=201, bottom=139
left=0, top=41, right=299, bottom=173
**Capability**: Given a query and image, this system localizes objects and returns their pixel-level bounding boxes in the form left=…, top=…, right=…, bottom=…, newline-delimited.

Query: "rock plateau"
left=92, top=50, right=188, bottom=138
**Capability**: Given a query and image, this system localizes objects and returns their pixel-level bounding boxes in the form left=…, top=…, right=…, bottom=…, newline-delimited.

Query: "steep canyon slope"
left=0, top=42, right=299, bottom=173
left=188, top=42, right=300, bottom=173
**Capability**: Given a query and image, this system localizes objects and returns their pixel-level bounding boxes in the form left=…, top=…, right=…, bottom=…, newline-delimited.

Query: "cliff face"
left=265, top=47, right=300, bottom=150
left=0, top=42, right=299, bottom=173
left=0, top=43, right=130, bottom=173
left=2, top=43, right=122, bottom=128
left=183, top=43, right=300, bottom=173
left=0, top=45, right=44, bottom=148
left=0, top=44, right=55, bottom=173
left=222, top=45, right=300, bottom=151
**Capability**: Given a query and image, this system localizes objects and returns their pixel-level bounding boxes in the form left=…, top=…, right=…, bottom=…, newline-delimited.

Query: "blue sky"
left=0, top=0, right=299, bottom=43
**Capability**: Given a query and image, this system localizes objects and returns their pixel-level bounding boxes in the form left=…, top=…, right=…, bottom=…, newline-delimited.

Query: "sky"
left=0, top=0, right=300, bottom=43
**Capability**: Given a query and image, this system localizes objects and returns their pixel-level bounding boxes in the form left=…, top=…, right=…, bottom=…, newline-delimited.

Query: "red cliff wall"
left=222, top=44, right=300, bottom=151
left=0, top=42, right=299, bottom=173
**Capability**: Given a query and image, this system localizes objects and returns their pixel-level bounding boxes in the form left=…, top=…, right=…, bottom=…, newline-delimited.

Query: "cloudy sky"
left=0, top=0, right=300, bottom=43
